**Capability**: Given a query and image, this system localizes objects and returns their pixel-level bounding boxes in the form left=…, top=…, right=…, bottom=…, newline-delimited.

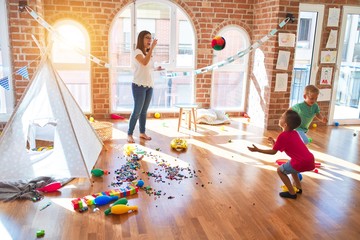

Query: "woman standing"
left=127, top=30, right=158, bottom=143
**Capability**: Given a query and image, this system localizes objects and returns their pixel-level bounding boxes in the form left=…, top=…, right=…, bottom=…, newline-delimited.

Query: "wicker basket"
left=90, top=121, right=113, bottom=142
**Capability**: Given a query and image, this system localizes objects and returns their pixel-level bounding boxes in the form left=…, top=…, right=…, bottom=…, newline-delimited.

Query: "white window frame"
left=50, top=20, right=92, bottom=113
left=210, top=26, right=250, bottom=111
left=109, top=0, right=196, bottom=112
left=0, top=0, right=14, bottom=121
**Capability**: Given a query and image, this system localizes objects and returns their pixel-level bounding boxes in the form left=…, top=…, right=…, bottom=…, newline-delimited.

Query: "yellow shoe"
left=280, top=185, right=299, bottom=193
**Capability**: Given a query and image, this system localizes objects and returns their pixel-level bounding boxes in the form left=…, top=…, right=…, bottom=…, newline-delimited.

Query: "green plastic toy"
left=91, top=168, right=109, bottom=177
left=104, top=198, right=128, bottom=215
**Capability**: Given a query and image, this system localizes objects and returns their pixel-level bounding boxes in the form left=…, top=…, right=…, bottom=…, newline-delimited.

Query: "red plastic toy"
left=37, top=182, right=62, bottom=192
left=110, top=114, right=125, bottom=120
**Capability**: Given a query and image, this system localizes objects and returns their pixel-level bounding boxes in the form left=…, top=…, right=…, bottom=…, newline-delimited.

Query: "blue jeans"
left=279, top=161, right=299, bottom=174
left=128, top=83, right=153, bottom=135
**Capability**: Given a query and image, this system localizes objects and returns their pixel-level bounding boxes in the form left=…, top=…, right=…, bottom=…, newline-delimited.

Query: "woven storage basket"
left=90, top=121, right=113, bottom=142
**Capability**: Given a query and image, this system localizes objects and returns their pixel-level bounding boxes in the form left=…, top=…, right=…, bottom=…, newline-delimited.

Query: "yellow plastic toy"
left=124, top=144, right=136, bottom=156
left=170, top=138, right=187, bottom=151
left=281, top=185, right=300, bottom=193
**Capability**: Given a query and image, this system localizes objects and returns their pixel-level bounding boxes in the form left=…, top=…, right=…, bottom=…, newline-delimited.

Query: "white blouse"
left=133, top=48, right=154, bottom=88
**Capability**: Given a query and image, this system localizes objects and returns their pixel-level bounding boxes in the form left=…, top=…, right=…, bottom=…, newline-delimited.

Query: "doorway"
left=290, top=4, right=324, bottom=106
left=330, top=6, right=360, bottom=124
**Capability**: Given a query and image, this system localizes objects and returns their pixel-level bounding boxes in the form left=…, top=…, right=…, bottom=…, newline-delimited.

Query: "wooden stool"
left=176, top=104, right=198, bottom=132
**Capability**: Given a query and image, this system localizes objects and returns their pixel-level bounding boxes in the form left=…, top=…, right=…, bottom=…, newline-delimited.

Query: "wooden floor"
left=1, top=118, right=360, bottom=240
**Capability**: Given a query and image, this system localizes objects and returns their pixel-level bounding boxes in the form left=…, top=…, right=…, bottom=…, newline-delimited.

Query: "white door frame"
left=329, top=6, right=360, bottom=125
left=299, top=3, right=325, bottom=85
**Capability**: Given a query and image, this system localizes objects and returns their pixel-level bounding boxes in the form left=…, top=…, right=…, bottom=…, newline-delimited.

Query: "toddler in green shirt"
left=290, top=85, right=327, bottom=144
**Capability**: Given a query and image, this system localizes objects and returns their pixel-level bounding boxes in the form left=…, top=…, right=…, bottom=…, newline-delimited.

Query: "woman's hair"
left=284, top=110, right=301, bottom=130
left=304, top=84, right=319, bottom=96
left=136, top=30, right=151, bottom=55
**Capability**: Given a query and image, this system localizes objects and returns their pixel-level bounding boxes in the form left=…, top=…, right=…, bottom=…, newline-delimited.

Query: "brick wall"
left=249, top=0, right=360, bottom=129
left=7, top=0, right=255, bottom=120
left=247, top=0, right=299, bottom=129
left=4, top=0, right=360, bottom=130
left=8, top=0, right=44, bottom=103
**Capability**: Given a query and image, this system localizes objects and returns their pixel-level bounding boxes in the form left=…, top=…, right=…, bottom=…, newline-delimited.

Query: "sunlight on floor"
left=139, top=145, right=190, bottom=168
left=189, top=138, right=274, bottom=165
left=0, top=222, right=13, bottom=240
left=108, top=118, right=360, bottom=183
left=109, top=143, right=190, bottom=168
left=51, top=198, right=76, bottom=212
left=61, top=184, right=78, bottom=189
left=146, top=119, right=203, bottom=137
left=311, top=151, right=360, bottom=181
left=312, top=151, right=360, bottom=171
left=343, top=125, right=360, bottom=131
left=111, top=128, right=127, bottom=140
left=189, top=134, right=360, bottom=182
left=195, top=124, right=254, bottom=136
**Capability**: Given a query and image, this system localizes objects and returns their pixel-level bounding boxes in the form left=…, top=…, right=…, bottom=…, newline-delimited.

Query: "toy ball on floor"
left=137, top=179, right=145, bottom=187
left=334, top=121, right=339, bottom=126
left=154, top=112, right=161, bottom=119
left=298, top=173, right=302, bottom=181
left=211, top=36, right=226, bottom=51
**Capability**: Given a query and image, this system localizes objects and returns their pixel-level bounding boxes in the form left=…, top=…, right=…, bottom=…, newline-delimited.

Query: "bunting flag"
left=24, top=5, right=288, bottom=74
left=194, top=17, right=290, bottom=75
left=0, top=76, right=10, bottom=90
left=16, top=66, right=29, bottom=79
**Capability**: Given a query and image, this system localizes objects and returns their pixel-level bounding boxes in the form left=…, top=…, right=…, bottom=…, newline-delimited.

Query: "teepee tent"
left=0, top=56, right=103, bottom=181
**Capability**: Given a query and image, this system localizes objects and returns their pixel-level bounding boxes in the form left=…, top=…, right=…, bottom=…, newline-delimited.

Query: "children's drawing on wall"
left=320, top=51, right=337, bottom=64
left=278, top=33, right=295, bottom=47
left=326, top=30, right=338, bottom=49
left=275, top=73, right=288, bottom=91
left=327, top=8, right=340, bottom=27
left=318, top=88, right=332, bottom=102
left=320, top=67, right=333, bottom=85
left=276, top=50, right=290, bottom=70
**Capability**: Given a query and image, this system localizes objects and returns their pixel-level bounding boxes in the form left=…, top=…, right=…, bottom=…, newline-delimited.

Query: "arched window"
left=211, top=26, right=250, bottom=111
left=0, top=0, right=14, bottom=119
left=50, top=20, right=91, bottom=113
left=109, top=0, right=196, bottom=112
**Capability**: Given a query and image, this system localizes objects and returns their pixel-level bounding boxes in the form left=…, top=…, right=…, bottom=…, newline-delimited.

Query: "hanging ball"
left=154, top=112, right=161, bottom=119
left=211, top=36, right=226, bottom=51
left=312, top=123, right=317, bottom=128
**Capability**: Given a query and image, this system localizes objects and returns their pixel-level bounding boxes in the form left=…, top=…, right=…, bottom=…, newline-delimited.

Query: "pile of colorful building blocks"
left=71, top=185, right=139, bottom=211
